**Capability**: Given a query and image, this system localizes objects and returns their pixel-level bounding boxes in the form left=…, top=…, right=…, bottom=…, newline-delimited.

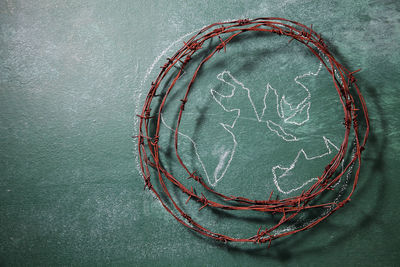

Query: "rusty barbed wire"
left=136, top=18, right=370, bottom=246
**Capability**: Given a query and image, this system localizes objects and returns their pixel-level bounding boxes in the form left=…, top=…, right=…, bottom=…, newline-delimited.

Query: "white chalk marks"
left=207, top=62, right=341, bottom=194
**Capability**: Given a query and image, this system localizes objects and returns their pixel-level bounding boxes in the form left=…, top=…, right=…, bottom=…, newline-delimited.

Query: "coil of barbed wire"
left=137, top=17, right=370, bottom=246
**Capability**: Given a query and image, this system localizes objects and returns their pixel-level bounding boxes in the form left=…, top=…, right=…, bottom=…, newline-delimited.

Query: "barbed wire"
left=136, top=18, right=370, bottom=246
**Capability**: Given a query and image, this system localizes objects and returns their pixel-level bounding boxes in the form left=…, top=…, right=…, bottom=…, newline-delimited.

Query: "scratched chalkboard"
left=1, top=0, right=399, bottom=266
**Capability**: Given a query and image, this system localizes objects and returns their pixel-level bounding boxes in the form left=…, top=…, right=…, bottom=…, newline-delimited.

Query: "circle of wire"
left=137, top=18, right=370, bottom=246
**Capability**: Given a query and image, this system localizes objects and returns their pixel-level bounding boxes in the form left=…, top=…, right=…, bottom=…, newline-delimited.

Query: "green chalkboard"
left=1, top=0, right=400, bottom=266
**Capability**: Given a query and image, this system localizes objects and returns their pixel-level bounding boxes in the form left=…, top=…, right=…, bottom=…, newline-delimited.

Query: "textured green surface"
left=1, top=0, right=400, bottom=266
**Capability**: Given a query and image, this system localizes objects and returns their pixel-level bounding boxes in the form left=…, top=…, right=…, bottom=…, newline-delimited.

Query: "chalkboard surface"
left=1, top=0, right=399, bottom=266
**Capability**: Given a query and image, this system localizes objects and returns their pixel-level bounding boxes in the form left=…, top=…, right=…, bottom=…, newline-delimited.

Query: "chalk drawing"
left=208, top=64, right=343, bottom=194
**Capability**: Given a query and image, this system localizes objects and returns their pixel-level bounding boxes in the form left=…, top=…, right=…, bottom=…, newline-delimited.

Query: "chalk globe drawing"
left=136, top=26, right=344, bottom=198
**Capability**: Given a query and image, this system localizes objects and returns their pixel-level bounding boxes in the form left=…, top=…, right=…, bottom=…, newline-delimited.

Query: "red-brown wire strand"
left=137, top=18, right=370, bottom=245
